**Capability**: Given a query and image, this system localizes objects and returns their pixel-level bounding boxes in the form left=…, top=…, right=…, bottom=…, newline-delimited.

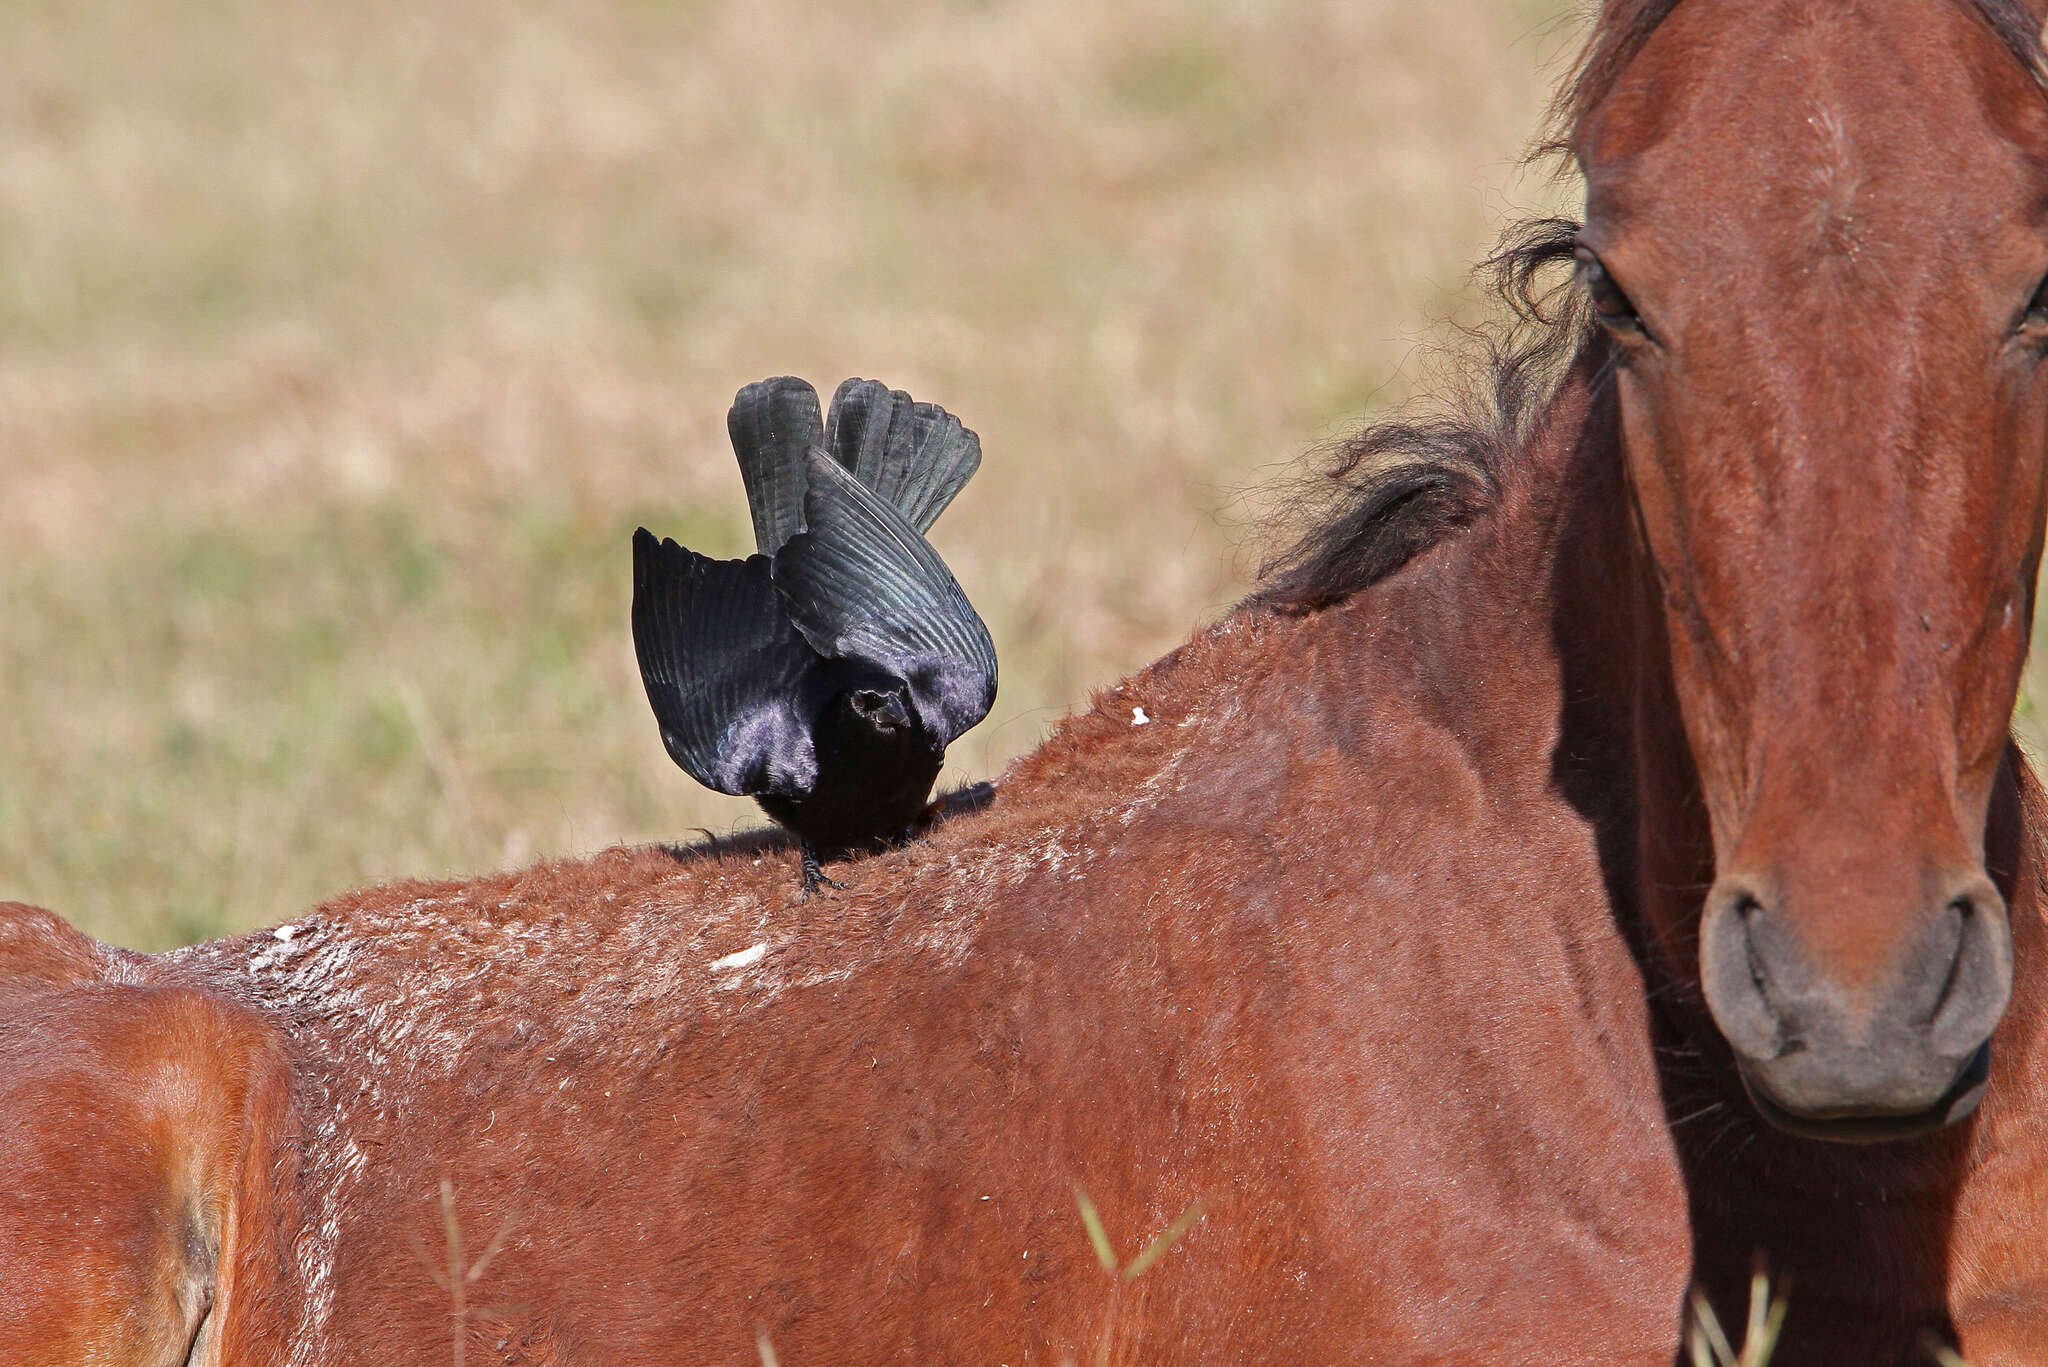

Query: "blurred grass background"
left=8, top=0, right=2031, bottom=949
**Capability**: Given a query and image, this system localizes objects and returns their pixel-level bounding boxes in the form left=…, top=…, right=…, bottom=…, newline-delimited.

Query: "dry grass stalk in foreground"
left=1687, top=1272, right=1790, bottom=1367
left=746, top=1188, right=1205, bottom=1367
left=410, top=1178, right=522, bottom=1367
left=1063, top=1185, right=1208, bottom=1367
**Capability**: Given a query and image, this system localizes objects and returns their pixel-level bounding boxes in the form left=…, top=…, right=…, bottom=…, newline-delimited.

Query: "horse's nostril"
left=1699, top=883, right=1786, bottom=1062
left=1739, top=897, right=1768, bottom=996
left=1928, top=879, right=2013, bottom=1056
left=1921, top=899, right=1969, bottom=1028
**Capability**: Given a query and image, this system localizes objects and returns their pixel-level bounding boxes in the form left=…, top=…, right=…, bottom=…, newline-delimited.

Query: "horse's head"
left=1576, top=0, right=2048, bottom=1138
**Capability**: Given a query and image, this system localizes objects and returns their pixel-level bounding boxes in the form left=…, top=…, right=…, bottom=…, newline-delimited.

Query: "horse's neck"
left=1297, top=342, right=1632, bottom=774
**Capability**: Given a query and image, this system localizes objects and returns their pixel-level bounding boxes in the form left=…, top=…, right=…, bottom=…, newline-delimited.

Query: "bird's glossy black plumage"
left=632, top=377, right=997, bottom=892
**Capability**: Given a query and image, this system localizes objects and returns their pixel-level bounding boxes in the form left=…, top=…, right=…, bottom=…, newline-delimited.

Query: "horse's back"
left=0, top=903, right=298, bottom=1367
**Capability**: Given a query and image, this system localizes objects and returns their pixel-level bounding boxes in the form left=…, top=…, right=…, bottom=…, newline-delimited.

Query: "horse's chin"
left=1736, top=1044, right=1992, bottom=1144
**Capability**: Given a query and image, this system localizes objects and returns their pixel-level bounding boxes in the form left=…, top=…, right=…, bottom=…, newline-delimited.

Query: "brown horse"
left=6, top=1, right=2048, bottom=1362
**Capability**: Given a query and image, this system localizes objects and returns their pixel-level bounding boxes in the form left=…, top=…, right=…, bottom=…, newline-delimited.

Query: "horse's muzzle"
left=1697, top=872, right=2013, bottom=1142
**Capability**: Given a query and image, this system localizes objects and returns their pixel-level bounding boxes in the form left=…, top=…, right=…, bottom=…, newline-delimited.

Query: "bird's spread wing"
left=825, top=378, right=982, bottom=534
left=631, top=528, right=821, bottom=797
left=772, top=452, right=997, bottom=748
left=728, top=377, right=824, bottom=556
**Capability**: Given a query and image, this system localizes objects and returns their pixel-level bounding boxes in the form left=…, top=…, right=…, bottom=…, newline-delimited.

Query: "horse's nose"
left=1698, top=871, right=2011, bottom=1131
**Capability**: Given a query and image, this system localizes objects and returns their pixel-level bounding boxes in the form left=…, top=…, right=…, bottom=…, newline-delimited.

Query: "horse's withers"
left=1575, top=0, right=2048, bottom=1138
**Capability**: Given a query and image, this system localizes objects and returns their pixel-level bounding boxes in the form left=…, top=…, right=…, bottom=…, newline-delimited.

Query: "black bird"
left=632, top=376, right=997, bottom=893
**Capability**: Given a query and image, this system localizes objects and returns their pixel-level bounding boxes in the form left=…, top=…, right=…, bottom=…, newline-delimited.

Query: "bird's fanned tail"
left=825, top=379, right=983, bottom=535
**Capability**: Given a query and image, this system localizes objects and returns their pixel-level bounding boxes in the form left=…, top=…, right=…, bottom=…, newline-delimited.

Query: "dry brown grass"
left=6, top=0, right=2039, bottom=948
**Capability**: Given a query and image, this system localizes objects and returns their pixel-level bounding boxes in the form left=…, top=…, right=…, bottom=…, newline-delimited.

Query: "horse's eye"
left=2020, top=275, right=2048, bottom=342
left=1574, top=246, right=1643, bottom=336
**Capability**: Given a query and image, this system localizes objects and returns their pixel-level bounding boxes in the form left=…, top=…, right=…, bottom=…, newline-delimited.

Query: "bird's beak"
left=853, top=688, right=912, bottom=730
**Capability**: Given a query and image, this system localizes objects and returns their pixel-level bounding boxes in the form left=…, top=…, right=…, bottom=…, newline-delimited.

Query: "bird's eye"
left=1574, top=246, right=1644, bottom=337
left=2019, top=274, right=2048, bottom=344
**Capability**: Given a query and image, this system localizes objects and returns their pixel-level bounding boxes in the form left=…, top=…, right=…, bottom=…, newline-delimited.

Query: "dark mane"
left=1255, top=0, right=2047, bottom=615
left=1253, top=217, right=1592, bottom=614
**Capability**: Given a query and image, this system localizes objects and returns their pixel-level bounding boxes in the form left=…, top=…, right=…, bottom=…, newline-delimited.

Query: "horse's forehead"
left=1582, top=0, right=2045, bottom=239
